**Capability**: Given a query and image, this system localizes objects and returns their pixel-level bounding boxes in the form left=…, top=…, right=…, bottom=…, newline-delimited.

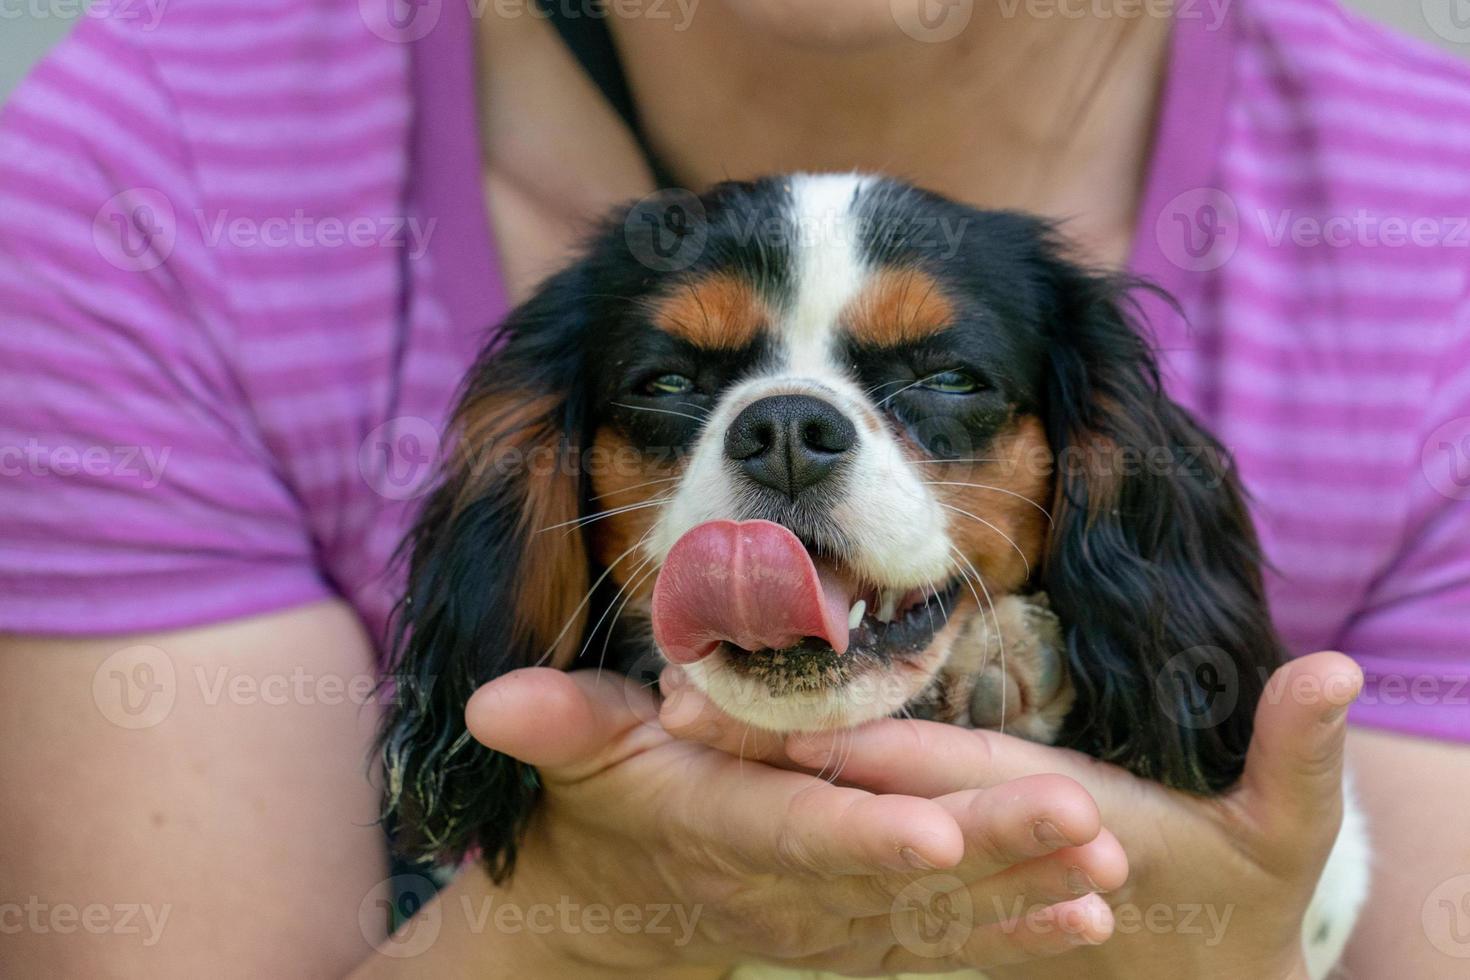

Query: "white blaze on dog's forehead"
left=650, top=174, right=949, bottom=589
left=780, top=173, right=873, bottom=374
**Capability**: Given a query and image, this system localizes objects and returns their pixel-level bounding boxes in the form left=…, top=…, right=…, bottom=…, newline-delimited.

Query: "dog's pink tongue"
left=652, top=520, right=853, bottom=664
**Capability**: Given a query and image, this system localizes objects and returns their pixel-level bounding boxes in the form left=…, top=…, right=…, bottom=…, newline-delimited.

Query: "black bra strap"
left=534, top=0, right=680, bottom=189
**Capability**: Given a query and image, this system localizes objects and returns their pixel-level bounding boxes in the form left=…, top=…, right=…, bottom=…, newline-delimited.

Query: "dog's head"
left=381, top=175, right=1284, bottom=877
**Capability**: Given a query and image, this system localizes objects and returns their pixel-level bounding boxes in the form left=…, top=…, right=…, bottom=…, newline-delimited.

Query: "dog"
left=380, top=174, right=1368, bottom=976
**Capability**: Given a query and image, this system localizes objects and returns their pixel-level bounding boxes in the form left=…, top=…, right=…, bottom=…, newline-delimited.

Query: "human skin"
left=469, top=4, right=1467, bottom=975
left=6, top=2, right=1467, bottom=977
left=658, top=655, right=1363, bottom=977
left=351, top=650, right=1361, bottom=976
left=356, top=668, right=1126, bottom=977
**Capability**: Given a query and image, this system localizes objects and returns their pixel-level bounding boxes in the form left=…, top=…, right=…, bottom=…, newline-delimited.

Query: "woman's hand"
left=456, top=666, right=1129, bottom=975
left=738, top=650, right=1362, bottom=979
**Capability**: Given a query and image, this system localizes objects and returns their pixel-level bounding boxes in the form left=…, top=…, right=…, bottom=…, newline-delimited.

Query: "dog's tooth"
left=847, top=599, right=866, bottom=630
left=876, top=591, right=898, bottom=623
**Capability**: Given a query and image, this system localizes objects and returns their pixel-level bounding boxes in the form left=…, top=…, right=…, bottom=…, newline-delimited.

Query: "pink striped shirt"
left=1, top=0, right=1467, bottom=741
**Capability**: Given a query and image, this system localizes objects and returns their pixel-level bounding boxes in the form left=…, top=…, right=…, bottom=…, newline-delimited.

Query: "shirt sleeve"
left=1336, top=309, right=1470, bottom=743
left=0, top=18, right=332, bottom=635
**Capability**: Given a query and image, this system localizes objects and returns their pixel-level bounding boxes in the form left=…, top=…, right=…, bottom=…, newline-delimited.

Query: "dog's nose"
left=723, top=394, right=857, bottom=497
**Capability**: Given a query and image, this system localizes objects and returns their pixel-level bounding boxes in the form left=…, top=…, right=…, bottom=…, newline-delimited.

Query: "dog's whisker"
left=830, top=726, right=853, bottom=784
left=834, top=726, right=855, bottom=784
left=924, top=458, right=1004, bottom=464
left=937, top=502, right=1032, bottom=579
left=945, top=551, right=991, bottom=656
left=538, top=493, right=674, bottom=534
left=582, top=549, right=658, bottom=678
left=923, top=481, right=1054, bottom=527
left=817, top=721, right=851, bottom=785
left=536, top=528, right=655, bottom=665
left=585, top=565, right=652, bottom=677
left=862, top=377, right=918, bottom=397
left=947, top=546, right=1006, bottom=733
left=589, top=475, right=682, bottom=501
left=611, top=401, right=709, bottom=425
left=875, top=371, right=951, bottom=408
left=596, top=558, right=660, bottom=674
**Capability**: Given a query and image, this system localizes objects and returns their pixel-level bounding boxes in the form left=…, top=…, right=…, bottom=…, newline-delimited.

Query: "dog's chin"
left=678, top=588, right=974, bottom=733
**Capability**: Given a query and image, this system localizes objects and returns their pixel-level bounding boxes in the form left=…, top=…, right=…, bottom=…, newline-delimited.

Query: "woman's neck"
left=607, top=6, right=1172, bottom=266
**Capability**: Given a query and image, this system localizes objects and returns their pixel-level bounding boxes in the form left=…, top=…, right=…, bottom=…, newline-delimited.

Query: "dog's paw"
left=930, top=592, right=1074, bottom=744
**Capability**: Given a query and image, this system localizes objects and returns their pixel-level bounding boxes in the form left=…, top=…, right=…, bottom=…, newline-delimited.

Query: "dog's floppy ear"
left=1037, top=260, right=1285, bottom=794
left=380, top=264, right=594, bottom=880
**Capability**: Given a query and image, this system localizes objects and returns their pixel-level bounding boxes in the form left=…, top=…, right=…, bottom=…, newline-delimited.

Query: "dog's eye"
left=640, top=373, right=696, bottom=396
left=919, top=370, right=982, bottom=394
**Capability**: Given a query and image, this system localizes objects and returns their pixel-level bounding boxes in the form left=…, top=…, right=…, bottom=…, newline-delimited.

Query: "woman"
left=1, top=0, right=1466, bottom=976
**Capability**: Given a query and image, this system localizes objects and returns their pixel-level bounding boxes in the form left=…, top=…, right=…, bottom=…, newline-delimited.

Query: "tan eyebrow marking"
left=844, top=266, right=956, bottom=346
left=645, top=273, right=771, bottom=350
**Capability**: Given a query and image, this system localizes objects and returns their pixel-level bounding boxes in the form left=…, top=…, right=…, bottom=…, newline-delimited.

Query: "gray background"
left=2, top=2, right=1468, bottom=102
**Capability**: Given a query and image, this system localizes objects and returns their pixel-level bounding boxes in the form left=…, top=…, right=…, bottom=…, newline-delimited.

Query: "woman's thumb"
left=464, top=667, right=654, bottom=774
left=1241, top=650, right=1363, bottom=834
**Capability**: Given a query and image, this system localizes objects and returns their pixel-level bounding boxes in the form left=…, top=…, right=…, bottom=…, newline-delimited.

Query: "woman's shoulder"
left=1221, top=0, right=1470, bottom=316
left=36, top=0, right=413, bottom=126
left=1238, top=0, right=1470, bottom=119
left=0, top=2, right=430, bottom=639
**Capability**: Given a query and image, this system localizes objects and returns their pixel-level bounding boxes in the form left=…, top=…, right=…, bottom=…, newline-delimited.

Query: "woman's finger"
left=960, top=829, right=1128, bottom=921
left=835, top=891, right=1113, bottom=973
left=464, top=667, right=657, bottom=777
left=787, top=716, right=1099, bottom=798
left=934, top=774, right=1107, bottom=878
left=696, top=765, right=967, bottom=875
left=813, top=825, right=1126, bottom=918
left=470, top=668, right=965, bottom=875
left=1240, top=650, right=1362, bottom=842
left=791, top=777, right=1119, bottom=919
